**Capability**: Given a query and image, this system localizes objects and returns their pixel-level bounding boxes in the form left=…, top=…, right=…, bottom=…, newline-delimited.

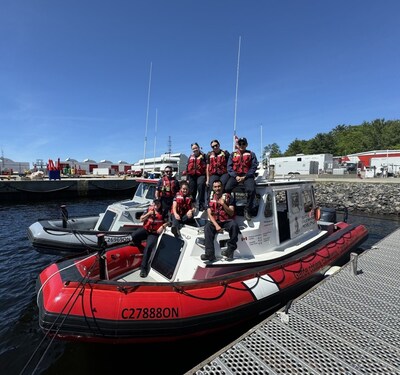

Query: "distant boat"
left=27, top=179, right=158, bottom=254
left=36, top=173, right=368, bottom=343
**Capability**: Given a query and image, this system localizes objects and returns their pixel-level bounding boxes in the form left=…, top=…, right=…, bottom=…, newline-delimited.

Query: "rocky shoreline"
left=314, top=180, right=400, bottom=216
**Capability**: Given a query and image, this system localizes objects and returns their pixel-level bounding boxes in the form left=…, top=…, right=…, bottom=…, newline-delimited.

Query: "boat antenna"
left=233, top=36, right=241, bottom=151
left=143, top=62, right=153, bottom=174
left=153, top=108, right=158, bottom=172
left=167, top=135, right=172, bottom=157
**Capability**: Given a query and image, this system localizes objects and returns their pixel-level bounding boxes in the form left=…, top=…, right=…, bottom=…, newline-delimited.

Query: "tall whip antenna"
left=233, top=36, right=241, bottom=150
left=153, top=108, right=158, bottom=171
left=143, top=62, right=153, bottom=173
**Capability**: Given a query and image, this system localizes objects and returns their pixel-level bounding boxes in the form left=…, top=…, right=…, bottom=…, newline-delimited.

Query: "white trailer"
left=370, top=156, right=400, bottom=176
left=92, top=168, right=110, bottom=176
left=270, top=154, right=333, bottom=175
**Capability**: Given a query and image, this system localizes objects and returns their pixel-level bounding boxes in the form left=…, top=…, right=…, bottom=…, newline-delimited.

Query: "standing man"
left=155, top=166, right=180, bottom=218
left=206, top=139, right=230, bottom=194
left=201, top=179, right=239, bottom=262
left=170, top=181, right=196, bottom=237
left=130, top=199, right=168, bottom=277
left=186, top=142, right=207, bottom=211
left=225, top=137, right=258, bottom=221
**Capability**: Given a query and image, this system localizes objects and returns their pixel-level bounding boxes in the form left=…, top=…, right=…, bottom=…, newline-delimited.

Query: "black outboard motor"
left=61, top=205, right=68, bottom=228
left=319, top=207, right=337, bottom=223
left=97, top=234, right=108, bottom=280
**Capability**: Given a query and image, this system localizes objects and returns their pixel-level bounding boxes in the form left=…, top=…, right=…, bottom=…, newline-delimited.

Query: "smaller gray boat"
left=27, top=179, right=157, bottom=255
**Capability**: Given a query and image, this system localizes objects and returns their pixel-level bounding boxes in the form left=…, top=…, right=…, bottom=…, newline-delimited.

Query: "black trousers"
left=187, top=174, right=206, bottom=209
left=225, top=176, right=256, bottom=210
left=171, top=214, right=196, bottom=229
left=204, top=220, right=239, bottom=257
left=160, top=197, right=173, bottom=219
left=131, top=227, right=160, bottom=271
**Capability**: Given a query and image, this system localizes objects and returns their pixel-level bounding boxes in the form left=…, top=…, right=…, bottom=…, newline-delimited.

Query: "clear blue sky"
left=1, top=0, right=400, bottom=167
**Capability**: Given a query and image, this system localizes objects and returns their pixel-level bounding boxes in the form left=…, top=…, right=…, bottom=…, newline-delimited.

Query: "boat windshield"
left=151, top=235, right=184, bottom=279
left=135, top=183, right=156, bottom=200
left=97, top=210, right=117, bottom=231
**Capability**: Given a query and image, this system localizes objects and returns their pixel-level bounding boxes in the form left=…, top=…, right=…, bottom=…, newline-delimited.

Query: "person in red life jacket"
left=170, top=181, right=196, bottom=237
left=185, top=142, right=207, bottom=211
left=225, top=137, right=258, bottom=221
left=130, top=199, right=168, bottom=277
left=155, top=165, right=180, bottom=218
left=206, top=139, right=230, bottom=195
left=201, top=179, right=239, bottom=262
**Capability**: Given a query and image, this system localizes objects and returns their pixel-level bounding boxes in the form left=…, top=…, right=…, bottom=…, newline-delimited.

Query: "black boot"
left=221, top=249, right=234, bottom=261
left=201, top=253, right=216, bottom=262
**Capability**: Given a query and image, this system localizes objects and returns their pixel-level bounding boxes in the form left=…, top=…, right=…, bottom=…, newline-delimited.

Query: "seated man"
left=225, top=137, right=258, bottom=221
left=201, top=180, right=239, bottom=262
left=171, top=181, right=196, bottom=237
left=130, top=199, right=168, bottom=277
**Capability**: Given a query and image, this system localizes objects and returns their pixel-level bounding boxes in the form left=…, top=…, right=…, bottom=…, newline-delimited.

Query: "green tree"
left=307, top=133, right=336, bottom=154
left=285, top=139, right=309, bottom=156
left=263, top=143, right=282, bottom=159
left=282, top=118, right=400, bottom=156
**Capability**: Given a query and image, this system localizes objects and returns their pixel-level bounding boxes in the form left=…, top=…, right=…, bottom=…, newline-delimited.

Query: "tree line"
left=264, top=119, right=400, bottom=159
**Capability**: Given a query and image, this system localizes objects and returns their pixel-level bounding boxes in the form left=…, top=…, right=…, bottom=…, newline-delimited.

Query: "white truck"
left=270, top=153, right=333, bottom=175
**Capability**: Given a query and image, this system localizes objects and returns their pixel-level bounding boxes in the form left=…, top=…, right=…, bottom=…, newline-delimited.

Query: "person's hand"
left=174, top=214, right=181, bottom=221
left=215, top=224, right=222, bottom=233
left=157, top=223, right=167, bottom=234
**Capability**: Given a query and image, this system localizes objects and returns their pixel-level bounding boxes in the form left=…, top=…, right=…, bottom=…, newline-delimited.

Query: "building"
left=338, top=150, right=400, bottom=177
left=59, top=158, right=132, bottom=175
left=0, top=157, right=30, bottom=174
left=131, top=153, right=188, bottom=178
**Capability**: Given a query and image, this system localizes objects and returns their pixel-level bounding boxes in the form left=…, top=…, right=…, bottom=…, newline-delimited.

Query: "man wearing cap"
left=225, top=137, right=258, bottom=221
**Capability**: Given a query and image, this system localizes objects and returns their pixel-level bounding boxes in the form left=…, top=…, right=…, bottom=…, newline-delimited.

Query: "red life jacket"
left=231, top=150, right=252, bottom=175
left=187, top=153, right=206, bottom=176
left=208, top=192, right=233, bottom=222
left=208, top=150, right=228, bottom=175
left=158, top=176, right=178, bottom=198
left=143, top=205, right=164, bottom=233
left=174, top=191, right=193, bottom=216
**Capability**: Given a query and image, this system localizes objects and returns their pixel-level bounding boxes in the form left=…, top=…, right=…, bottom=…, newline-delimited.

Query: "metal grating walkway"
left=188, top=228, right=400, bottom=374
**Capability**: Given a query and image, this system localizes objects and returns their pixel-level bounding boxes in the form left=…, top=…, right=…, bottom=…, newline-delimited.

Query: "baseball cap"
left=238, top=137, right=247, bottom=144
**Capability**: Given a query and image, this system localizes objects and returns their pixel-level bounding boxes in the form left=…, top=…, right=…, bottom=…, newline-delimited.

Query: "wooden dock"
left=188, top=228, right=400, bottom=374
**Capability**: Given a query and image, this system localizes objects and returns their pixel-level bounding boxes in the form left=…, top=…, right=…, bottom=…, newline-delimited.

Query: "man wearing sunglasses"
left=156, top=166, right=180, bottom=218
left=206, top=139, right=230, bottom=195
left=225, top=137, right=258, bottom=221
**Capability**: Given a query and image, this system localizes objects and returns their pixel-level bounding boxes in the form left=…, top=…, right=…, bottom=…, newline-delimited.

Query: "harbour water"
left=0, top=197, right=399, bottom=374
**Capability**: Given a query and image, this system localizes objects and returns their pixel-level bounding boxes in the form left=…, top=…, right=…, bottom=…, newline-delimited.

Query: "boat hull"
left=36, top=222, right=368, bottom=343
left=28, top=217, right=137, bottom=255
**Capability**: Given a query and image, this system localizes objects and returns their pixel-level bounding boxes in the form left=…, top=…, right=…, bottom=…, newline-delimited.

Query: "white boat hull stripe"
left=243, top=275, right=279, bottom=300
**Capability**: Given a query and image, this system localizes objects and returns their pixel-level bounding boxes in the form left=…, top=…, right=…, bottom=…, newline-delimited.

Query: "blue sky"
left=1, top=0, right=400, bottom=167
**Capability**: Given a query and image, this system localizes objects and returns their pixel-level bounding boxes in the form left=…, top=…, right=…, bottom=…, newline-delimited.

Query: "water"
left=0, top=198, right=399, bottom=375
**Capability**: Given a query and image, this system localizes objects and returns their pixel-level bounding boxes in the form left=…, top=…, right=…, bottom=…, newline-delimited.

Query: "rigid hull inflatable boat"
left=36, top=177, right=368, bottom=343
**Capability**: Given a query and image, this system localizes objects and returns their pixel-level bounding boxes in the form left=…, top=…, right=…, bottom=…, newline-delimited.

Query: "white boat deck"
left=187, top=227, right=400, bottom=374
left=116, top=228, right=328, bottom=283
